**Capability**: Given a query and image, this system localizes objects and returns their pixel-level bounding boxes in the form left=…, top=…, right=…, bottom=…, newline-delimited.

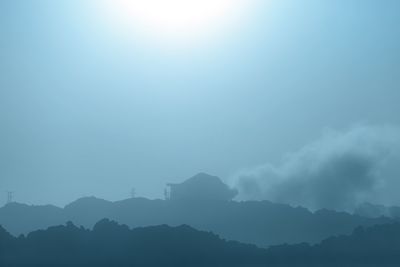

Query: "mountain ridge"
left=1, top=219, right=400, bottom=266
left=0, top=196, right=393, bottom=247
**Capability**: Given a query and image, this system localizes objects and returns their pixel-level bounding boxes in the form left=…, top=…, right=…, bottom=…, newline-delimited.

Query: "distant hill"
left=1, top=220, right=400, bottom=266
left=0, top=202, right=63, bottom=235
left=354, top=202, right=400, bottom=219
left=0, top=174, right=394, bottom=247
left=0, top=198, right=392, bottom=247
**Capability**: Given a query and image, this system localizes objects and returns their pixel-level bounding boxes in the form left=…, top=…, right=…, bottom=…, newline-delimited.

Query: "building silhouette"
left=166, top=173, right=237, bottom=202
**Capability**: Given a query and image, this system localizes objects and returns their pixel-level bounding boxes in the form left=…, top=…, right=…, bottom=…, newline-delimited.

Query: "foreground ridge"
left=1, top=220, right=400, bottom=266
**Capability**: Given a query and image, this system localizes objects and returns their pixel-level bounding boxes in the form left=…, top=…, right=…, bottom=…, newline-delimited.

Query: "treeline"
left=1, top=220, right=400, bottom=266
left=0, top=219, right=266, bottom=267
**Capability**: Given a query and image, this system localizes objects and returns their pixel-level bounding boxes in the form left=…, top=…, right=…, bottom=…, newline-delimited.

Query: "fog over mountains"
left=233, top=125, right=400, bottom=211
left=1, top=173, right=400, bottom=266
left=1, top=173, right=396, bottom=248
left=2, top=1, right=400, bottom=266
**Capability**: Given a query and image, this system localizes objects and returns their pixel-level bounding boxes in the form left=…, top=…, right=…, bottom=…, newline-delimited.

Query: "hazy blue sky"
left=1, top=0, right=400, bottom=206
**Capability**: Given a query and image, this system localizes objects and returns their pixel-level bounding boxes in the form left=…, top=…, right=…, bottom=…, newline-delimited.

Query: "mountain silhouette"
left=355, top=202, right=400, bottom=219
left=1, top=220, right=400, bottom=266
left=266, top=222, right=400, bottom=266
left=0, top=174, right=394, bottom=247
left=0, top=219, right=267, bottom=267
left=0, top=202, right=63, bottom=236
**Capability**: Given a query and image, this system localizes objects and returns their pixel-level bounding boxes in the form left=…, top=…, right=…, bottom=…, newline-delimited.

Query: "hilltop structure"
left=166, top=173, right=238, bottom=202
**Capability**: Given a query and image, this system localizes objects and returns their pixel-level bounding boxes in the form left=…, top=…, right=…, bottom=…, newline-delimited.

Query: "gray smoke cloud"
left=233, top=125, right=400, bottom=211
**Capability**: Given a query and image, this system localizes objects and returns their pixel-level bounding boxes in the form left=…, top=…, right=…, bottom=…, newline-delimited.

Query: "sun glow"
left=100, top=0, right=251, bottom=43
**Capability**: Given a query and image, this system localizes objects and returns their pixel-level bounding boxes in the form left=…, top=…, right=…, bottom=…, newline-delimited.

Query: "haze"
left=1, top=0, right=400, bottom=208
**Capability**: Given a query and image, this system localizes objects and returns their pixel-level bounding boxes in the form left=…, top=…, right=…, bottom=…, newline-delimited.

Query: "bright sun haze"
left=100, top=0, right=250, bottom=44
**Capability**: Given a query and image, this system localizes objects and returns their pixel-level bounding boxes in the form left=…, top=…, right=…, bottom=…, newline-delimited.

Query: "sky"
left=1, top=0, right=400, bottom=207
